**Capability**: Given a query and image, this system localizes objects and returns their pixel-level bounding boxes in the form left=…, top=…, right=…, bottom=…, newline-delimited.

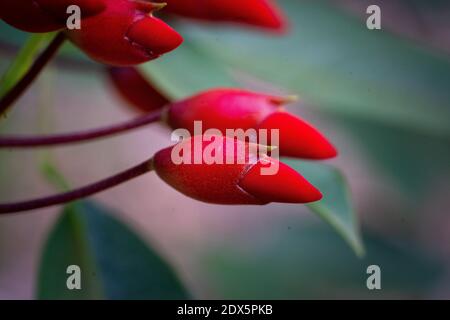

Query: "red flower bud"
left=166, top=88, right=337, bottom=159
left=257, top=111, right=337, bottom=159
left=107, top=67, right=170, bottom=112
left=66, top=0, right=183, bottom=66
left=158, top=0, right=287, bottom=31
left=0, top=0, right=106, bottom=33
left=153, top=135, right=322, bottom=204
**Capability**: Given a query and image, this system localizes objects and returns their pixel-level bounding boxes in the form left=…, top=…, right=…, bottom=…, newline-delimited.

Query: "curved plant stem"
left=0, top=32, right=66, bottom=116
left=0, top=159, right=154, bottom=214
left=0, top=110, right=163, bottom=148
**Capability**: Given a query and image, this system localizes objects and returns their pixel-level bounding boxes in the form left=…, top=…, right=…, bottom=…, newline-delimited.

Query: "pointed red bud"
left=258, top=112, right=338, bottom=159
left=239, top=158, right=322, bottom=203
left=166, top=88, right=337, bottom=160
left=66, top=0, right=182, bottom=66
left=157, top=0, right=287, bottom=31
left=167, top=88, right=279, bottom=132
left=152, top=135, right=321, bottom=204
left=107, top=67, right=170, bottom=112
left=0, top=0, right=106, bottom=33
left=127, top=17, right=183, bottom=57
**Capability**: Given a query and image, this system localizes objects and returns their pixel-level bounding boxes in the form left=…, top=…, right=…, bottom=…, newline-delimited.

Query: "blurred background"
left=0, top=0, right=449, bottom=299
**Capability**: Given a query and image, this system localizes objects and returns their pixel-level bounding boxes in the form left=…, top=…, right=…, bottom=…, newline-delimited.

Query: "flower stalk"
left=0, top=109, right=162, bottom=148
left=0, top=158, right=153, bottom=214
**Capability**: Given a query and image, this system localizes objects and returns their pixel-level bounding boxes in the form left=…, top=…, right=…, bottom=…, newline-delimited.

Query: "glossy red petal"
left=239, top=158, right=322, bottom=203
left=258, top=112, right=338, bottom=159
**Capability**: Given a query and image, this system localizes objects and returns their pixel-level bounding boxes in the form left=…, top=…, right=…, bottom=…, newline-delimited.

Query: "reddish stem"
left=0, top=159, right=153, bottom=214
left=0, top=32, right=66, bottom=116
left=0, top=110, right=163, bottom=148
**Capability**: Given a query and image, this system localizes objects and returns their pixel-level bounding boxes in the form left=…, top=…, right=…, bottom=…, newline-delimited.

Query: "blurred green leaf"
left=340, top=118, right=450, bottom=198
left=0, top=33, right=55, bottom=98
left=37, top=201, right=190, bottom=299
left=141, top=0, right=450, bottom=137
left=141, top=40, right=238, bottom=98
left=203, top=222, right=442, bottom=299
left=284, top=159, right=364, bottom=256
left=0, top=21, right=30, bottom=47
left=37, top=203, right=103, bottom=299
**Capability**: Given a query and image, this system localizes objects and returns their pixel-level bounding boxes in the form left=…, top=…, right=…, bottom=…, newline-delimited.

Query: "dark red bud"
left=0, top=0, right=106, bottom=33
left=166, top=88, right=337, bottom=160
left=107, top=67, right=170, bottom=112
left=38, top=0, right=106, bottom=18
left=157, top=0, right=287, bottom=31
left=66, top=0, right=183, bottom=66
left=153, top=135, right=322, bottom=205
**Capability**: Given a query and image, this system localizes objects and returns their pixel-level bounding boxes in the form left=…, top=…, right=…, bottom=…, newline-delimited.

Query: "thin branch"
left=0, top=159, right=154, bottom=214
left=0, top=32, right=66, bottom=116
left=0, top=110, right=163, bottom=148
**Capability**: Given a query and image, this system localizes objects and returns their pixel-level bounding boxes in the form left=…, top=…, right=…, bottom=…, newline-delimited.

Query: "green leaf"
left=37, top=201, right=190, bottom=299
left=141, top=0, right=450, bottom=137
left=0, top=33, right=56, bottom=98
left=284, top=159, right=364, bottom=256
left=202, top=222, right=442, bottom=299
left=37, top=203, right=103, bottom=299
left=338, top=117, right=450, bottom=198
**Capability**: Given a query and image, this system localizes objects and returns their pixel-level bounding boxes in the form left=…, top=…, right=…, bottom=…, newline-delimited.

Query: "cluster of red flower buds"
left=1, top=0, right=287, bottom=65
left=153, top=135, right=323, bottom=204
left=1, top=0, right=182, bottom=65
left=109, top=67, right=337, bottom=159
left=108, top=67, right=337, bottom=205
left=0, top=1, right=338, bottom=211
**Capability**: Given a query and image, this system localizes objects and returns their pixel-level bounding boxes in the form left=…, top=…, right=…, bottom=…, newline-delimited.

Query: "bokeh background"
left=0, top=0, right=450, bottom=299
